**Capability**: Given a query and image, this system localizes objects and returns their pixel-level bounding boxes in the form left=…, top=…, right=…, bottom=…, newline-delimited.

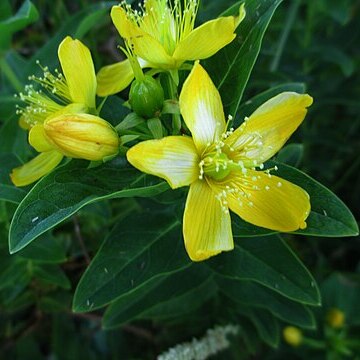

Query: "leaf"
left=19, top=232, right=67, bottom=264
left=0, top=0, right=39, bottom=47
left=271, top=162, right=359, bottom=237
left=219, top=278, right=316, bottom=328
left=276, top=143, right=304, bottom=167
left=103, top=265, right=214, bottom=329
left=237, top=307, right=280, bottom=348
left=73, top=209, right=191, bottom=312
left=204, top=0, right=283, bottom=116
left=207, top=235, right=320, bottom=305
left=9, top=157, right=168, bottom=253
left=0, top=153, right=27, bottom=204
left=33, top=264, right=71, bottom=289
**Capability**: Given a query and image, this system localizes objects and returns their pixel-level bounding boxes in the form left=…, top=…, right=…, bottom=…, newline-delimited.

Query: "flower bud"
left=43, top=113, right=119, bottom=161
left=283, top=326, right=302, bottom=347
left=129, top=75, right=164, bottom=118
left=326, top=308, right=345, bottom=328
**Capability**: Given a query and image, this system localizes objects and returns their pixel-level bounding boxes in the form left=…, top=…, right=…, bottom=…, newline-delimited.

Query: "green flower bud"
left=129, top=75, right=164, bottom=119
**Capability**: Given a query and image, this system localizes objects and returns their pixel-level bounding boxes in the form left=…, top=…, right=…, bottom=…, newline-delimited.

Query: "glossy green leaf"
left=9, top=158, right=168, bottom=253
left=208, top=235, right=320, bottom=305
left=103, top=265, right=214, bottom=329
left=205, top=0, right=283, bottom=116
left=219, top=278, right=315, bottom=328
left=73, top=210, right=191, bottom=312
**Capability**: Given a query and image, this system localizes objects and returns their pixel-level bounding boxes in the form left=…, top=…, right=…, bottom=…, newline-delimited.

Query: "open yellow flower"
left=127, top=63, right=313, bottom=261
left=11, top=36, right=119, bottom=187
left=97, top=0, right=245, bottom=96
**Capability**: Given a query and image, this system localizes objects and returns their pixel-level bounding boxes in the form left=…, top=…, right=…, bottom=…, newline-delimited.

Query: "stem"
left=0, top=57, right=22, bottom=92
left=167, top=70, right=181, bottom=134
left=270, top=0, right=301, bottom=72
left=73, top=216, right=91, bottom=265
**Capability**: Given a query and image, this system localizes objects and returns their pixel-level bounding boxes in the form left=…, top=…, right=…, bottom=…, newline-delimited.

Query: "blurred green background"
left=0, top=0, right=359, bottom=358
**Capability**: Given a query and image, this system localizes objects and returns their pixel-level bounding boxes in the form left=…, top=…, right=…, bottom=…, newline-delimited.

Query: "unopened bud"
left=283, top=326, right=302, bottom=347
left=129, top=75, right=164, bottom=118
left=326, top=308, right=345, bottom=328
left=44, top=113, right=119, bottom=161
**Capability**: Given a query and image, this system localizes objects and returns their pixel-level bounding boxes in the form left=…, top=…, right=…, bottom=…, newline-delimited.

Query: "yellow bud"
left=283, top=326, right=303, bottom=347
left=43, top=113, right=119, bottom=161
left=326, top=308, right=345, bottom=328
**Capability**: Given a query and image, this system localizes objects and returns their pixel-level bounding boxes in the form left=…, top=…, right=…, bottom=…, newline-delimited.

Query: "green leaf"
left=208, top=235, right=320, bottom=305
left=75, top=3, right=115, bottom=38
left=9, top=158, right=168, bottom=253
left=205, top=0, right=283, bottom=116
left=33, top=264, right=70, bottom=289
left=73, top=209, right=191, bottom=313
left=0, top=0, right=38, bottom=48
left=237, top=307, right=280, bottom=348
left=271, top=162, right=359, bottom=237
left=103, top=265, right=214, bottom=329
left=19, top=232, right=67, bottom=264
left=0, top=153, right=27, bottom=204
left=276, top=143, right=304, bottom=167
left=219, top=278, right=316, bottom=328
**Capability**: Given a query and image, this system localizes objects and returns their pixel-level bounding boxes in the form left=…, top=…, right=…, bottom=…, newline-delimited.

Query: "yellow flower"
left=11, top=36, right=119, bottom=187
left=326, top=308, right=345, bottom=328
left=96, top=0, right=245, bottom=96
left=127, top=63, right=312, bottom=261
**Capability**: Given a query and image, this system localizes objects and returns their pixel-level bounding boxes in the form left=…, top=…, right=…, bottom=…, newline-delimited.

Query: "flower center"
left=200, top=152, right=232, bottom=181
left=122, top=0, right=198, bottom=55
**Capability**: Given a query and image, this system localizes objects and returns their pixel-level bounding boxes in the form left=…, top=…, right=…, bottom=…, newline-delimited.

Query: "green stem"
left=167, top=70, right=181, bottom=134
left=302, top=338, right=326, bottom=349
left=270, top=0, right=301, bottom=72
left=0, top=56, right=22, bottom=92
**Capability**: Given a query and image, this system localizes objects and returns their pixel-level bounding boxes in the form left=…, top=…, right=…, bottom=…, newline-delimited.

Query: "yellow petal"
left=111, top=6, right=175, bottom=68
left=179, top=62, right=226, bottom=153
left=173, top=4, right=245, bottom=62
left=96, top=60, right=134, bottom=97
left=226, top=92, right=313, bottom=165
left=127, top=136, right=199, bottom=189
left=58, top=36, right=97, bottom=108
left=10, top=151, right=63, bottom=187
left=214, top=169, right=310, bottom=232
left=183, top=180, right=233, bottom=261
left=44, top=113, right=119, bottom=161
left=28, top=124, right=53, bottom=152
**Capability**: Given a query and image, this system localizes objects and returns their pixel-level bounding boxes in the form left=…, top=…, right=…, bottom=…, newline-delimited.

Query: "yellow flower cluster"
left=12, top=0, right=313, bottom=262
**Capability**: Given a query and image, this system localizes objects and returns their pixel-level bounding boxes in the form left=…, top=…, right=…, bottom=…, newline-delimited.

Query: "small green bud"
left=129, top=75, right=164, bottom=119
